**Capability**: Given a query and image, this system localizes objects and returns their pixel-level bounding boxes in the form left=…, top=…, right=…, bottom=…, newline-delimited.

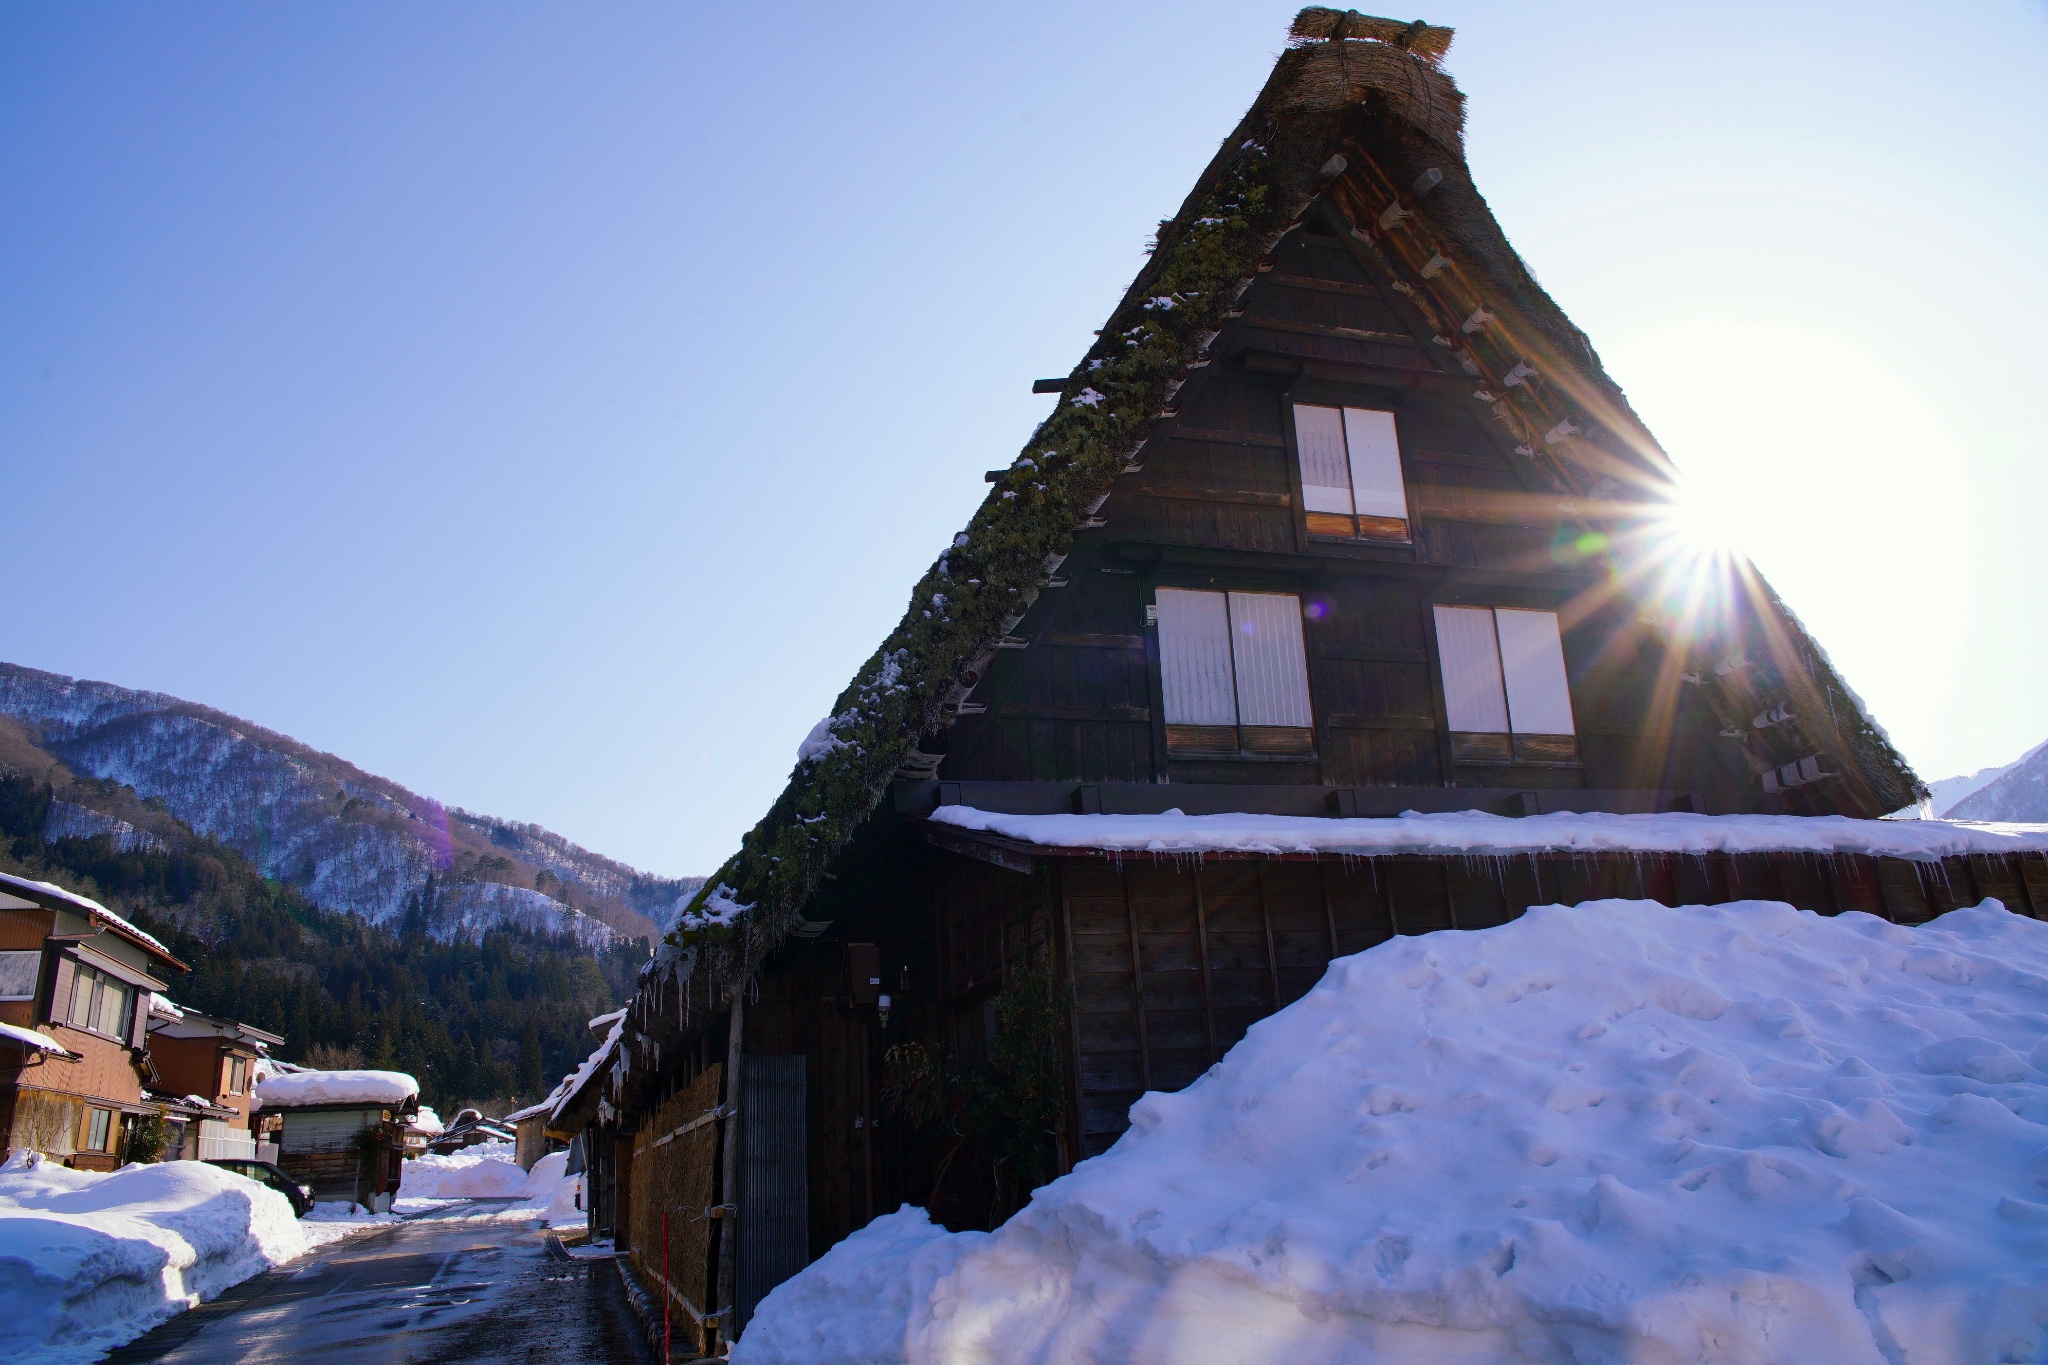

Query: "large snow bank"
left=396, top=1141, right=577, bottom=1224
left=0, top=1152, right=305, bottom=1365
left=738, top=899, right=2048, bottom=1365
left=253, top=1068, right=417, bottom=1109
left=930, top=805, right=2048, bottom=859
left=398, top=1140, right=529, bottom=1199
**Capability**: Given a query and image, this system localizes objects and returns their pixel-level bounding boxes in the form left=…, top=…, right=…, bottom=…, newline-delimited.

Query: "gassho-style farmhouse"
left=537, top=8, right=2048, bottom=1354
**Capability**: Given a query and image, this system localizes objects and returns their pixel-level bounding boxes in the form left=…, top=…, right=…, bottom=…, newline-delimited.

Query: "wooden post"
left=662, top=1209, right=671, bottom=1363
left=1193, top=871, right=1218, bottom=1065
left=1122, top=871, right=1152, bottom=1092
left=1255, top=867, right=1281, bottom=1009
left=714, top=991, right=745, bottom=1353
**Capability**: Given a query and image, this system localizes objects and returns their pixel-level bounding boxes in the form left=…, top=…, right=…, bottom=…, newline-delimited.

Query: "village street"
left=102, top=1202, right=650, bottom=1365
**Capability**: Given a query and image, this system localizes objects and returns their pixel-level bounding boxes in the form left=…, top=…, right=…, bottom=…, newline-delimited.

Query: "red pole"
left=662, top=1209, right=671, bottom=1361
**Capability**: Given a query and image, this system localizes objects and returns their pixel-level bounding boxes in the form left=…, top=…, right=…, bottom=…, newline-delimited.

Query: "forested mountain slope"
left=0, top=662, right=701, bottom=943
left=0, top=769, right=646, bottom=1110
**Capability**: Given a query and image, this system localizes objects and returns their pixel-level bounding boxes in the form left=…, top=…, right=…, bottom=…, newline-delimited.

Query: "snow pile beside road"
left=736, top=1207, right=982, bottom=1365
left=253, top=1068, right=417, bottom=1109
left=0, top=1152, right=304, bottom=1365
left=738, top=899, right=2048, bottom=1365
left=398, top=1141, right=527, bottom=1199
left=395, top=1142, right=578, bottom=1225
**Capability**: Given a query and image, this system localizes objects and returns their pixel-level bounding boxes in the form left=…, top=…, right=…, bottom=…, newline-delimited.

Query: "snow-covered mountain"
left=0, top=662, right=702, bottom=946
left=1946, top=738, right=2048, bottom=822
left=1922, top=762, right=2020, bottom=816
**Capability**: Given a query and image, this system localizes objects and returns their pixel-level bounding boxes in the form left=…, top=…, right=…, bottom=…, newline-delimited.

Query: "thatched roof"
left=634, top=9, right=1922, bottom=1038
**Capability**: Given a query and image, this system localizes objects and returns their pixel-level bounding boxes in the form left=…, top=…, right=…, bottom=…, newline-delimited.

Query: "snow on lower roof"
left=930, top=806, right=2048, bottom=861
left=0, top=1020, right=80, bottom=1059
left=252, top=1068, right=418, bottom=1110
left=737, top=899, right=2048, bottom=1364
left=549, top=1017, right=624, bottom=1127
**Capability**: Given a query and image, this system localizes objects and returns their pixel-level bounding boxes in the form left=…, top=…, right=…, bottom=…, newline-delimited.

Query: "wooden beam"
left=1123, top=872, right=1152, bottom=1093
left=1194, top=873, right=1219, bottom=1066
left=909, top=822, right=1038, bottom=874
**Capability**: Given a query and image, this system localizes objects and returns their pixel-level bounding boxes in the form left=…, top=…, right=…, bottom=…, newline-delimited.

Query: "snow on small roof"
left=0, top=1020, right=81, bottom=1059
left=588, top=1007, right=626, bottom=1031
left=549, top=1017, right=624, bottom=1128
left=409, top=1104, right=446, bottom=1135
left=253, top=1068, right=419, bottom=1110
left=0, top=870, right=177, bottom=961
left=929, top=806, right=2048, bottom=861
left=147, top=992, right=185, bottom=1022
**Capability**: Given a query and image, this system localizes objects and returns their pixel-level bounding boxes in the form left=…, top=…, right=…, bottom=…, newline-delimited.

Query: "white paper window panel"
left=1292, top=404, right=1354, bottom=515
left=1496, top=609, right=1576, bottom=735
left=1342, top=408, right=1408, bottom=521
left=1226, top=592, right=1314, bottom=727
left=1434, top=606, right=1510, bottom=733
left=0, top=950, right=38, bottom=1000
left=1155, top=588, right=1238, bottom=726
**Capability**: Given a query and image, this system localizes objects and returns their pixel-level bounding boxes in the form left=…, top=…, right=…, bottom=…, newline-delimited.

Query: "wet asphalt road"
left=104, top=1203, right=653, bottom=1365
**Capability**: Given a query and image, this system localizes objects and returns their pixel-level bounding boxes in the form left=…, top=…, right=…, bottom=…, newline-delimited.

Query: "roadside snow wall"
left=0, top=1154, right=305, bottom=1365
left=735, top=899, right=2048, bottom=1365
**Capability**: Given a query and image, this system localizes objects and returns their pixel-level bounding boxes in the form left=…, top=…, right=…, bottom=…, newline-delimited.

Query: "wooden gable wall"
left=937, top=203, right=1753, bottom=802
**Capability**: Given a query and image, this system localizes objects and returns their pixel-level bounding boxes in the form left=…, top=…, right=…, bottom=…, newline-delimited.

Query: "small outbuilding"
left=255, top=1067, right=420, bottom=1212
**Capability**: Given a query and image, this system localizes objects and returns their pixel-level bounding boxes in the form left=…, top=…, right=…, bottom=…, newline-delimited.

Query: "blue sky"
left=5, top=2, right=2045, bottom=877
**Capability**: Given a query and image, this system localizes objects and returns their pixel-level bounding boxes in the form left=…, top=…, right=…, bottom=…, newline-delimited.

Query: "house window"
left=226, top=1056, right=248, bottom=1095
left=66, top=964, right=134, bottom=1041
left=1433, top=605, right=1577, bottom=763
left=1293, top=404, right=1409, bottom=542
left=86, top=1106, right=113, bottom=1152
left=1155, top=588, right=1314, bottom=758
left=0, top=950, right=38, bottom=1000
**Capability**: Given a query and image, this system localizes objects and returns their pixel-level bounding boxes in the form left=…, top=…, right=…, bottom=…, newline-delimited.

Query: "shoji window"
left=1156, top=588, right=1314, bottom=758
left=1293, top=404, right=1410, bottom=542
left=1433, top=606, right=1577, bottom=763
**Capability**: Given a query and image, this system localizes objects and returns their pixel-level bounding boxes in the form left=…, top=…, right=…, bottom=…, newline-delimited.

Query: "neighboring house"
left=152, top=1091, right=244, bottom=1162
left=507, top=1015, right=612, bottom=1171
left=0, top=871, right=189, bottom=1170
left=256, top=1068, right=420, bottom=1212
left=553, top=10, right=2048, bottom=1354
left=144, top=997, right=283, bottom=1160
left=423, top=1106, right=514, bottom=1155
left=403, top=1103, right=445, bottom=1158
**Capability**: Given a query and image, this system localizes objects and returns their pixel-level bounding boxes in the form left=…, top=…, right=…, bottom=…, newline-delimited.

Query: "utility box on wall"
left=844, top=942, right=881, bottom=1007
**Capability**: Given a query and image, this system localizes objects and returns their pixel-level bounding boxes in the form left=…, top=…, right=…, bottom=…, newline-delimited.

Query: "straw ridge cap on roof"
left=1289, top=7, right=1455, bottom=64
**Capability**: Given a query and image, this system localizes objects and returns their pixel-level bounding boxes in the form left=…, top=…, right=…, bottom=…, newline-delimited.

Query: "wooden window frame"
left=63, top=961, right=138, bottom=1043
left=1286, top=400, right=1413, bottom=546
left=1153, top=586, right=1317, bottom=761
left=1431, top=604, right=1580, bottom=767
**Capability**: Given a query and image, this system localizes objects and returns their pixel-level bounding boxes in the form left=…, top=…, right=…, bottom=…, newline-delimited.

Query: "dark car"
left=206, top=1158, right=315, bottom=1217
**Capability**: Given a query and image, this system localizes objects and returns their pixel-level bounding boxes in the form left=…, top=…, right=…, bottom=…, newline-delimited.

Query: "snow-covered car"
left=204, top=1158, right=314, bottom=1217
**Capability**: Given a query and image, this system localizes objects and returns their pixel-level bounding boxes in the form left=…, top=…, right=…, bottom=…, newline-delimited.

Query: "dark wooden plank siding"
left=935, top=211, right=1863, bottom=807
left=1055, top=849, right=2048, bottom=1153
